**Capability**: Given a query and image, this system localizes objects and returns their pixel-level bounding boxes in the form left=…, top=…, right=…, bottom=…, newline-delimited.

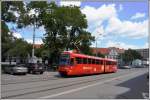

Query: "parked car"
left=26, top=63, right=45, bottom=74
left=4, top=64, right=28, bottom=75
left=132, top=65, right=143, bottom=68
left=120, top=65, right=131, bottom=69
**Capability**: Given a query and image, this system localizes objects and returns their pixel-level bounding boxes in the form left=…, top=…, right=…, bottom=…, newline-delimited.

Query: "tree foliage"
left=2, top=1, right=95, bottom=65
left=41, top=3, right=95, bottom=64
left=97, top=52, right=105, bottom=58
left=122, top=49, right=142, bottom=64
left=1, top=1, right=32, bottom=62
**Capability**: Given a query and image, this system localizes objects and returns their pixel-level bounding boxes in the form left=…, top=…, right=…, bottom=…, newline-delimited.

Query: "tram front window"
left=59, top=54, right=70, bottom=65
left=59, top=58, right=69, bottom=65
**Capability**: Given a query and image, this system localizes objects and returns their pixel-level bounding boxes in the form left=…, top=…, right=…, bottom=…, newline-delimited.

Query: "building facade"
left=92, top=47, right=125, bottom=59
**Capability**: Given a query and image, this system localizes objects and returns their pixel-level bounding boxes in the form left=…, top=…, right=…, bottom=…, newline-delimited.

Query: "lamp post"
left=95, top=31, right=107, bottom=57
left=95, top=33, right=103, bottom=57
left=32, top=15, right=36, bottom=59
left=31, top=11, right=38, bottom=63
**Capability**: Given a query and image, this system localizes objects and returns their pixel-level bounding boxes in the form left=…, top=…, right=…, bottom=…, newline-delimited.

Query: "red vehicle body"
left=58, top=51, right=117, bottom=76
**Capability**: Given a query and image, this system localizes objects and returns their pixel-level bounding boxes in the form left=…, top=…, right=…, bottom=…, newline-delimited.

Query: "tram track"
left=2, top=68, right=147, bottom=99
left=2, top=73, right=109, bottom=92
left=2, top=75, right=62, bottom=85
left=2, top=71, right=133, bottom=99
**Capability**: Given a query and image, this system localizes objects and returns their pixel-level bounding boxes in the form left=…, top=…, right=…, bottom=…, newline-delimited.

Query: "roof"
left=92, top=48, right=110, bottom=54
left=63, top=51, right=103, bottom=60
left=33, top=44, right=43, bottom=48
left=92, top=47, right=125, bottom=54
left=62, top=51, right=116, bottom=61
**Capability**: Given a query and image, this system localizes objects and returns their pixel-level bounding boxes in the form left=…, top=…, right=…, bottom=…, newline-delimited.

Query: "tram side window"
left=100, top=60, right=103, bottom=65
left=92, top=59, right=95, bottom=64
left=112, top=62, right=116, bottom=65
left=108, top=61, right=114, bottom=65
left=106, top=61, right=111, bottom=65
left=83, top=58, right=87, bottom=64
left=96, top=59, right=100, bottom=64
left=88, top=58, right=91, bottom=64
left=76, top=57, right=82, bottom=64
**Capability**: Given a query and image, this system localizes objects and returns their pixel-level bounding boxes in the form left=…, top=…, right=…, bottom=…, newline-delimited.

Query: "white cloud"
left=81, top=4, right=117, bottom=24
left=81, top=4, right=117, bottom=40
left=12, top=32, right=22, bottom=38
left=131, top=12, right=146, bottom=19
left=60, top=1, right=81, bottom=6
left=26, top=39, right=43, bottom=44
left=81, top=4, right=148, bottom=40
left=106, top=40, right=148, bottom=49
left=105, top=17, right=148, bottom=39
left=106, top=40, right=139, bottom=49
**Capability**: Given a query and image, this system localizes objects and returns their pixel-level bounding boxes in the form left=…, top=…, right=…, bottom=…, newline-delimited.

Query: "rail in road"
left=2, top=76, right=62, bottom=85
left=2, top=72, right=61, bottom=85
left=2, top=68, right=148, bottom=99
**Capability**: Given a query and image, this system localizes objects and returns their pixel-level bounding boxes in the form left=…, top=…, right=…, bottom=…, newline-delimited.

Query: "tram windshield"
left=59, top=54, right=70, bottom=65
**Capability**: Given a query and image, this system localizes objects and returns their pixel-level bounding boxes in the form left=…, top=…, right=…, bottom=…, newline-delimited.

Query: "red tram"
left=58, top=51, right=117, bottom=76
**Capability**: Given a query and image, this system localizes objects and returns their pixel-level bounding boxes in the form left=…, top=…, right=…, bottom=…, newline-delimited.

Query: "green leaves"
left=121, top=49, right=142, bottom=64
left=2, top=1, right=95, bottom=65
left=2, top=1, right=25, bottom=23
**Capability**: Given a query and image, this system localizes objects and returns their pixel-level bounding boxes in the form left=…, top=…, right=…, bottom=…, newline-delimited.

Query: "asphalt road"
left=1, top=68, right=149, bottom=99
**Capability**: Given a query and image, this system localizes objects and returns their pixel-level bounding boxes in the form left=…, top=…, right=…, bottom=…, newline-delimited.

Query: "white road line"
left=39, top=71, right=142, bottom=99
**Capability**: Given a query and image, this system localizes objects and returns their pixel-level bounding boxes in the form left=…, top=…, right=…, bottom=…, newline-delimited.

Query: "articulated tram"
left=58, top=51, right=117, bottom=76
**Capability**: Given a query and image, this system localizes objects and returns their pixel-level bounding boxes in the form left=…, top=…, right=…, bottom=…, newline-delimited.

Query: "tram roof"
left=62, top=51, right=116, bottom=61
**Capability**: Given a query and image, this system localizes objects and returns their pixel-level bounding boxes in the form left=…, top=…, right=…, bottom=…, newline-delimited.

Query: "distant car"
left=26, top=63, right=45, bottom=74
left=133, top=65, right=143, bottom=68
left=4, top=64, right=28, bottom=75
left=120, top=65, right=131, bottom=69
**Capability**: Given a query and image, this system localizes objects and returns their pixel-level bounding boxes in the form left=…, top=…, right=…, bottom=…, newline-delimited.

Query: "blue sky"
left=7, top=0, right=149, bottom=49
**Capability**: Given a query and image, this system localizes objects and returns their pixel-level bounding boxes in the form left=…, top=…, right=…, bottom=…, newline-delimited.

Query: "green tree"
left=122, top=49, right=142, bottom=65
left=2, top=1, right=95, bottom=66
left=17, top=1, right=48, bottom=28
left=42, top=3, right=95, bottom=64
left=7, top=39, right=32, bottom=58
left=1, top=1, right=26, bottom=61
left=97, top=52, right=105, bottom=58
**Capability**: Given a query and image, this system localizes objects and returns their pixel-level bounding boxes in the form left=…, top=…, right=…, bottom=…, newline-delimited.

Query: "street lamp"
left=32, top=14, right=36, bottom=59
left=31, top=10, right=38, bottom=63
left=95, top=32, right=106, bottom=57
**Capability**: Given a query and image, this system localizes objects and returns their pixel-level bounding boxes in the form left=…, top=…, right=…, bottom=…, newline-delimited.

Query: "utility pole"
left=32, top=15, right=36, bottom=62
left=32, top=23, right=35, bottom=58
left=95, top=33, right=103, bottom=57
left=96, top=40, right=98, bottom=56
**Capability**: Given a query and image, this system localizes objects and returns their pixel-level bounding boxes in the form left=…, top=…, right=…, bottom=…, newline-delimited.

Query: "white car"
left=120, top=65, right=131, bottom=69
left=4, top=64, right=28, bottom=75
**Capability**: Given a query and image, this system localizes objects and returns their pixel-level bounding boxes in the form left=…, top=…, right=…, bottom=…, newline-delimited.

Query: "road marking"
left=39, top=71, right=142, bottom=99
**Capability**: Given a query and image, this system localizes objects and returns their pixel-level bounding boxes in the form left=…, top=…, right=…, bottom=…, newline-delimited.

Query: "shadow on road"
left=115, top=73, right=149, bottom=99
